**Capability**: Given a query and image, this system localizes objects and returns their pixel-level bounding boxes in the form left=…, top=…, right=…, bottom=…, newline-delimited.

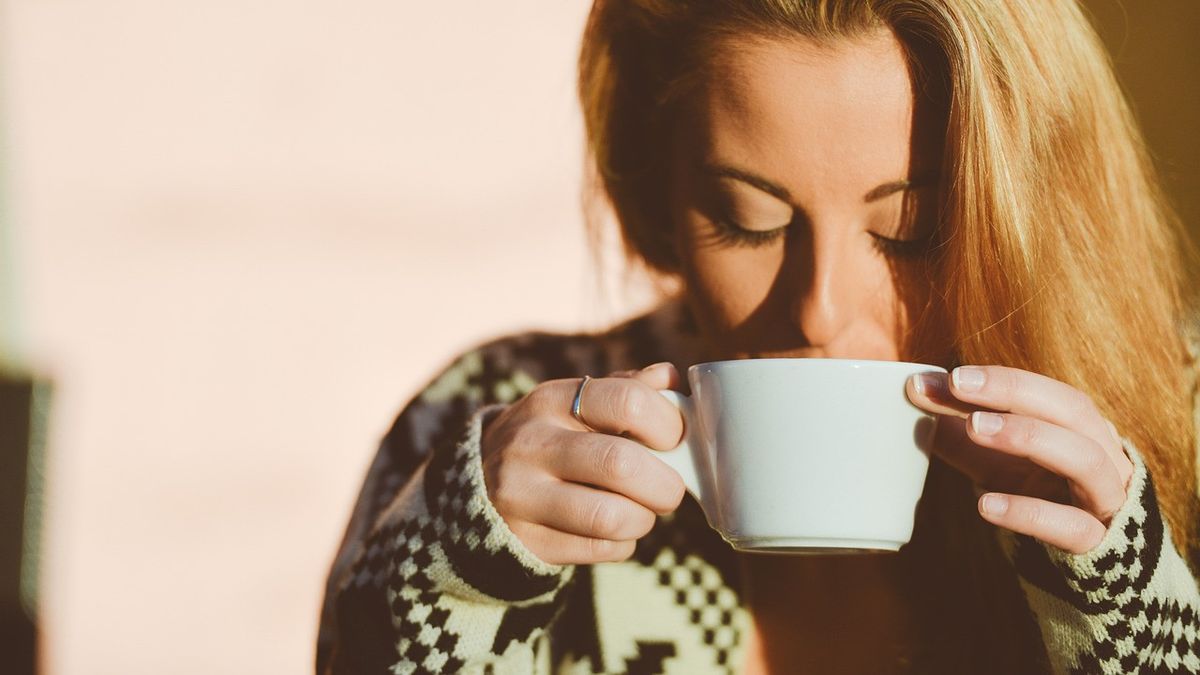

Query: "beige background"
left=2, top=2, right=647, bottom=673
left=1, top=1, right=1195, bottom=674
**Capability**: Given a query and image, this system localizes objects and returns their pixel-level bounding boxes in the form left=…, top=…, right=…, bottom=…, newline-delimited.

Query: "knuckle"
left=506, top=424, right=543, bottom=461
left=1014, top=419, right=1041, bottom=449
left=499, top=423, right=527, bottom=455
left=1080, top=442, right=1110, bottom=478
left=483, top=414, right=520, bottom=457
left=526, top=380, right=567, bottom=411
left=587, top=499, right=622, bottom=539
left=598, top=440, right=638, bottom=483
left=615, top=384, right=647, bottom=423
left=522, top=382, right=551, bottom=407
left=489, top=473, right=522, bottom=516
left=1015, top=503, right=1045, bottom=529
left=480, top=426, right=505, bottom=462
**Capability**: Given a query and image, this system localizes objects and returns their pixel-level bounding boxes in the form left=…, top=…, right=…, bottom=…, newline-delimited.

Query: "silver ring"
left=571, top=375, right=596, bottom=431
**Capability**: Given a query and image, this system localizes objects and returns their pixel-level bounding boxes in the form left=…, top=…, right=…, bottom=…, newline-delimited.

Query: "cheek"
left=889, top=269, right=951, bottom=362
left=677, top=225, right=784, bottom=330
left=861, top=262, right=926, bottom=349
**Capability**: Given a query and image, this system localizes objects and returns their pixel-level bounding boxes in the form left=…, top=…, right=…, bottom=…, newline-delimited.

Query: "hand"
left=906, top=365, right=1134, bottom=554
left=480, top=363, right=687, bottom=565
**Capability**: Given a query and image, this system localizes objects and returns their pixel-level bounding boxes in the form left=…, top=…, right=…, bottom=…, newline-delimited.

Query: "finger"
left=1104, top=418, right=1135, bottom=489
left=544, top=377, right=684, bottom=450
left=967, top=411, right=1126, bottom=521
left=547, top=428, right=686, bottom=514
left=907, top=372, right=976, bottom=418
left=976, top=492, right=1107, bottom=554
left=930, top=415, right=1026, bottom=487
left=508, top=521, right=636, bottom=565
left=946, top=366, right=1121, bottom=463
left=930, top=416, right=1072, bottom=501
left=608, top=362, right=682, bottom=391
left=510, top=480, right=657, bottom=541
left=607, top=369, right=640, bottom=380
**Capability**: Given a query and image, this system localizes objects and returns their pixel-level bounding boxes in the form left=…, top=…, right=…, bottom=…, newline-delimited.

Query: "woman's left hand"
left=906, top=365, right=1135, bottom=554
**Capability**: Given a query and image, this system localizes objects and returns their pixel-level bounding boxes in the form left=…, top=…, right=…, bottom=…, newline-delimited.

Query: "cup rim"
left=687, top=357, right=948, bottom=373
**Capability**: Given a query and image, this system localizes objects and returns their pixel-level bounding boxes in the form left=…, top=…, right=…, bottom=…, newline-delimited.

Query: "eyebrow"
left=700, top=163, right=937, bottom=204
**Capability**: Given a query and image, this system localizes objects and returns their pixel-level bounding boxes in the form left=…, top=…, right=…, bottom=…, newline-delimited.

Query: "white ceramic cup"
left=656, top=358, right=944, bottom=553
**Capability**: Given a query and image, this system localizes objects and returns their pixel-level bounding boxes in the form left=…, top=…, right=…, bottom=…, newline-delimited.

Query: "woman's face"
left=668, top=30, right=945, bottom=364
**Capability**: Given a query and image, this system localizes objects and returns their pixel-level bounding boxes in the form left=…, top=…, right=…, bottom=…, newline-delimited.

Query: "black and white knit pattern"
left=319, top=307, right=1200, bottom=675
left=652, top=547, right=742, bottom=669
left=1011, top=443, right=1200, bottom=674
left=373, top=408, right=570, bottom=674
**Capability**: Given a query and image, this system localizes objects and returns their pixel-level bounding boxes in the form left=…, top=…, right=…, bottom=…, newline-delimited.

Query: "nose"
left=788, top=223, right=864, bottom=348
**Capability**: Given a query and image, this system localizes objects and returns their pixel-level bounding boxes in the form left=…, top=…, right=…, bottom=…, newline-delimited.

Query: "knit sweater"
left=317, top=301, right=1200, bottom=674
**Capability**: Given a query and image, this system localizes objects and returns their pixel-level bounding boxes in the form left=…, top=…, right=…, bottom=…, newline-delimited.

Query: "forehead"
left=685, top=32, right=922, bottom=196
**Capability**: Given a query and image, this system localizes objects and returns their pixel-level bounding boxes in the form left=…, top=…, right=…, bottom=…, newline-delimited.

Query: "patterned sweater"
left=317, top=301, right=1200, bottom=674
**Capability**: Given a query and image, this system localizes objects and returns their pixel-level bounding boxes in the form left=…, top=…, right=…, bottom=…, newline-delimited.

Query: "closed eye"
left=869, top=232, right=933, bottom=258
left=707, top=217, right=789, bottom=249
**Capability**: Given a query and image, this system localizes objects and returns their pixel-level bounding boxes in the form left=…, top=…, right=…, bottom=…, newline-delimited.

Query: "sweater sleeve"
left=320, top=349, right=574, bottom=675
left=364, top=405, right=574, bottom=673
left=1001, top=440, right=1200, bottom=674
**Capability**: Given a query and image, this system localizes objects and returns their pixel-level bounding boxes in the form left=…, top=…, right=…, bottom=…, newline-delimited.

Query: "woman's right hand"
left=480, top=362, right=688, bottom=565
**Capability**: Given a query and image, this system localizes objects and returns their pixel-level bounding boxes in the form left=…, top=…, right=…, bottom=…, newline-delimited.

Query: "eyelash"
left=868, top=232, right=934, bottom=259
left=709, top=219, right=787, bottom=248
left=709, top=219, right=933, bottom=259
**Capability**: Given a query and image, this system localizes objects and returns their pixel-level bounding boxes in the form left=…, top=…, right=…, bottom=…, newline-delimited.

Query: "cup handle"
left=656, top=390, right=705, bottom=504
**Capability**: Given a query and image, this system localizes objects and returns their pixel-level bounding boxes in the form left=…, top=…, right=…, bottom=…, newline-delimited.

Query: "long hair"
left=578, top=0, right=1199, bottom=671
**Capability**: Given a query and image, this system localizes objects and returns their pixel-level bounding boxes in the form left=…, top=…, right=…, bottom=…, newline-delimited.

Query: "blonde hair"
left=579, top=0, right=1199, bottom=670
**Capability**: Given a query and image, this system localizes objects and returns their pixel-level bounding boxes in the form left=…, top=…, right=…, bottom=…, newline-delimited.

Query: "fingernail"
left=911, top=372, right=947, bottom=399
left=952, top=366, right=985, bottom=393
left=971, top=411, right=1004, bottom=435
left=980, top=493, right=1009, bottom=516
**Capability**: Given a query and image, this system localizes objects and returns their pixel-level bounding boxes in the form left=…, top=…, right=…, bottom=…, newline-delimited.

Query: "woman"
left=318, top=1, right=1200, bottom=673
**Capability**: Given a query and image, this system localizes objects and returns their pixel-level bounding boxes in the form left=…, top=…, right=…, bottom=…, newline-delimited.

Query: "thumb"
left=607, top=362, right=681, bottom=391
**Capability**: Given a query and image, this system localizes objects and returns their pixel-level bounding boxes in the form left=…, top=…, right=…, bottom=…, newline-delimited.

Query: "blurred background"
left=0, top=1, right=1196, bottom=673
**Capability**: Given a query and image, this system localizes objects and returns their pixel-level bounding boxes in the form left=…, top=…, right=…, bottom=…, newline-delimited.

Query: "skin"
left=668, top=31, right=1133, bottom=554
left=668, top=32, right=942, bottom=364
left=481, top=28, right=1132, bottom=578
